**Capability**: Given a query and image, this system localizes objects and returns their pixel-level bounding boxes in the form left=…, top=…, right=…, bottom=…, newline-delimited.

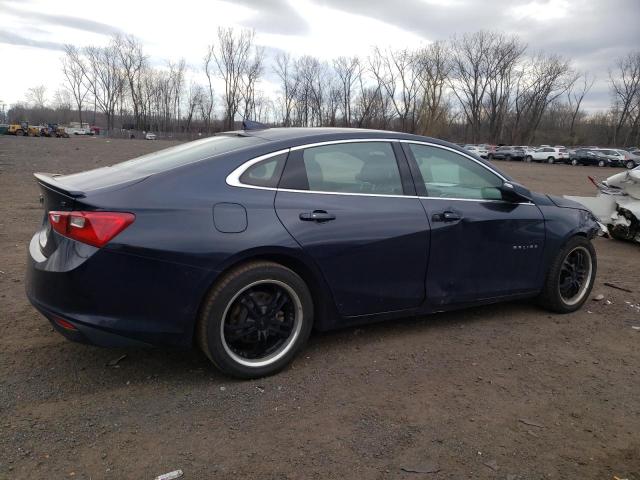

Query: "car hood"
left=546, top=194, right=588, bottom=211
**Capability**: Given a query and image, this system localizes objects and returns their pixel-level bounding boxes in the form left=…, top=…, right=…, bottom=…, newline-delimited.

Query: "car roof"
left=227, top=127, right=446, bottom=144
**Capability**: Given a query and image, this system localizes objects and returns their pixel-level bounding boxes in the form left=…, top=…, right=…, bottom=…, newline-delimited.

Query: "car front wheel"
left=571, top=158, right=579, bottom=166
left=525, top=155, right=532, bottom=162
left=547, top=157, right=555, bottom=164
left=626, top=160, right=636, bottom=169
left=538, top=236, right=596, bottom=313
left=598, top=159, right=606, bottom=167
left=197, top=261, right=313, bottom=379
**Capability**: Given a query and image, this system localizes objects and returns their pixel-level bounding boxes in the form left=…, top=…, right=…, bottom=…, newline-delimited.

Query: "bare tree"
left=449, top=31, right=501, bottom=142
left=209, top=27, right=255, bottom=129
left=510, top=53, right=575, bottom=144
left=62, top=45, right=90, bottom=126
left=610, top=51, right=640, bottom=145
left=240, top=46, right=265, bottom=121
left=115, top=35, right=147, bottom=130
left=84, top=40, right=126, bottom=131
left=274, top=52, right=299, bottom=126
left=370, top=46, right=423, bottom=132
left=26, top=85, right=47, bottom=109
left=483, top=36, right=526, bottom=143
left=333, top=56, right=360, bottom=126
left=415, top=41, right=452, bottom=136
left=567, top=72, right=595, bottom=143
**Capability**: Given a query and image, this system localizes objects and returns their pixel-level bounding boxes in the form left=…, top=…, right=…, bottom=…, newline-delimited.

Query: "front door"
left=275, top=141, right=430, bottom=317
left=403, top=143, right=546, bottom=306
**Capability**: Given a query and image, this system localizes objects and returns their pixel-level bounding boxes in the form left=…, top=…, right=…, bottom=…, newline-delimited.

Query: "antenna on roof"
left=242, top=119, right=269, bottom=131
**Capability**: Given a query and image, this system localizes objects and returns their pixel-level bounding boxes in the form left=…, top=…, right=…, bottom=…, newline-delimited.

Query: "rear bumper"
left=25, top=233, right=215, bottom=348
left=28, top=296, right=152, bottom=347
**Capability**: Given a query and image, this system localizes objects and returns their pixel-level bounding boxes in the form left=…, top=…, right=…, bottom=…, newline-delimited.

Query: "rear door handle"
left=299, top=210, right=336, bottom=222
left=432, top=211, right=462, bottom=222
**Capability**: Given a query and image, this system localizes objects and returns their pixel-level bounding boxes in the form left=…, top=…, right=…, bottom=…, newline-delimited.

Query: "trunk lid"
left=35, top=174, right=82, bottom=258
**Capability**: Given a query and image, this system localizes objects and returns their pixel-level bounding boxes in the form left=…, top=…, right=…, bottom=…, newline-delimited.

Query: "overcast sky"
left=0, top=0, right=638, bottom=111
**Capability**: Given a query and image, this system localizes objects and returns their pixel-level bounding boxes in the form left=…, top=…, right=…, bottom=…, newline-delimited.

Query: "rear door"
left=403, top=142, right=545, bottom=306
left=274, top=140, right=430, bottom=317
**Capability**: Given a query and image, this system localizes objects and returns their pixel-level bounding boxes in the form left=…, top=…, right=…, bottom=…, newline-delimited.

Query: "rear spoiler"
left=34, top=173, right=86, bottom=198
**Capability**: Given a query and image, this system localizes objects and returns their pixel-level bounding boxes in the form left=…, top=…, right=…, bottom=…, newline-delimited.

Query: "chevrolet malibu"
left=26, top=127, right=600, bottom=378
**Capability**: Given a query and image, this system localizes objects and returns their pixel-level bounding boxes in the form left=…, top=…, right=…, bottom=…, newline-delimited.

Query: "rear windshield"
left=108, top=135, right=265, bottom=174
left=56, top=134, right=266, bottom=192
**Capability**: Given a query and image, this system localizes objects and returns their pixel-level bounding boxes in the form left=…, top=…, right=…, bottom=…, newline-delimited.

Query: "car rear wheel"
left=487, top=153, right=494, bottom=160
left=524, top=155, right=532, bottom=162
left=197, top=261, right=313, bottom=379
left=537, top=236, right=596, bottom=313
left=626, top=160, right=636, bottom=169
left=547, top=157, right=555, bottom=164
left=505, top=154, right=511, bottom=161
left=570, top=158, right=579, bottom=166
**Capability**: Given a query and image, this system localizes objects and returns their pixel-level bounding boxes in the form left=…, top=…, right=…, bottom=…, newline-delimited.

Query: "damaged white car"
left=566, top=166, right=640, bottom=243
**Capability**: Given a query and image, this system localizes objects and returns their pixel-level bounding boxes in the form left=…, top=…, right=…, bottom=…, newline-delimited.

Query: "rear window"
left=108, top=135, right=265, bottom=174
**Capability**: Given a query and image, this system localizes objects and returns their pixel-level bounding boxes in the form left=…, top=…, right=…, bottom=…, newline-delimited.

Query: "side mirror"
left=500, top=181, right=533, bottom=203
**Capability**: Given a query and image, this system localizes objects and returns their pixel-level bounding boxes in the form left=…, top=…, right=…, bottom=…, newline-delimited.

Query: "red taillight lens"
left=52, top=316, right=77, bottom=331
left=49, top=211, right=135, bottom=248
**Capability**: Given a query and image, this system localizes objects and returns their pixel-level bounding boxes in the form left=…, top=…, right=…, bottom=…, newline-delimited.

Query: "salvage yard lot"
left=0, top=136, right=638, bottom=479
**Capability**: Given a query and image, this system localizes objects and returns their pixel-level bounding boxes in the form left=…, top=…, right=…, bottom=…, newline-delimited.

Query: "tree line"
left=6, top=28, right=640, bottom=147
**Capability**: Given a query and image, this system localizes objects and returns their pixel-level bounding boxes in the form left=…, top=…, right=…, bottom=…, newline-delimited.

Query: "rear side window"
left=281, top=142, right=404, bottom=195
left=239, top=153, right=286, bottom=188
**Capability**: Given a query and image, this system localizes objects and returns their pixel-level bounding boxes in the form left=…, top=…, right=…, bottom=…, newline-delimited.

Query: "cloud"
left=0, top=31, right=65, bottom=51
left=232, top=0, right=310, bottom=35
left=5, top=10, right=123, bottom=37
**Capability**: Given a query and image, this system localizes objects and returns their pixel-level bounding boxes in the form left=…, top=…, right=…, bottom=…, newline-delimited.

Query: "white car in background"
left=528, top=146, right=569, bottom=164
left=145, top=132, right=157, bottom=140
left=463, top=144, right=488, bottom=158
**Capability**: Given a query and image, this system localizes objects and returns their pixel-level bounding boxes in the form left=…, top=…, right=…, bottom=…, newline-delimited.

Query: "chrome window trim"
left=226, top=148, right=290, bottom=190
left=225, top=138, right=533, bottom=205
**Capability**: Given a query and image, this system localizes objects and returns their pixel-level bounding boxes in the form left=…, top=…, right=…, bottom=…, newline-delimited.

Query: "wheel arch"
left=191, top=247, right=340, bottom=345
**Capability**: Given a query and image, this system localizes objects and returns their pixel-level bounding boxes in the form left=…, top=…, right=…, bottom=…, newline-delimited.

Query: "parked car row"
left=462, top=144, right=640, bottom=169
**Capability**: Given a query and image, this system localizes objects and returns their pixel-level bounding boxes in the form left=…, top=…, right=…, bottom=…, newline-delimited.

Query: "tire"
left=15, top=129, right=24, bottom=136
left=547, top=156, right=555, bottom=164
left=505, top=154, right=511, bottom=161
left=537, top=236, right=597, bottom=313
left=487, top=153, right=494, bottom=160
left=570, top=158, right=579, bottom=166
left=598, top=160, right=606, bottom=167
left=626, top=160, right=636, bottom=169
left=524, top=155, right=532, bottom=163
left=197, top=261, right=314, bottom=379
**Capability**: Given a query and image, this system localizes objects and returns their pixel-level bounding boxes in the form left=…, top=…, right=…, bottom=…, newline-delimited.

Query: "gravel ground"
left=0, top=135, right=638, bottom=480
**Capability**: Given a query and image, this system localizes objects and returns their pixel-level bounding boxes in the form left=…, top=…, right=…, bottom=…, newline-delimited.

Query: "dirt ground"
left=0, top=136, right=638, bottom=480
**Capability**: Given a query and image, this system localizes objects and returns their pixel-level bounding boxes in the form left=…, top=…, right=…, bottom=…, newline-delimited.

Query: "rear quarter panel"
left=81, top=146, right=337, bottom=342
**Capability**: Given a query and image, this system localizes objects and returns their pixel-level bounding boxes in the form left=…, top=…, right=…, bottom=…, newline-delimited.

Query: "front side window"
left=408, top=144, right=503, bottom=200
left=283, top=142, right=404, bottom=195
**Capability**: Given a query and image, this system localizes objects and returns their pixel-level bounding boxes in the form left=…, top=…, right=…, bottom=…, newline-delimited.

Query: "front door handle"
left=432, top=211, right=462, bottom=222
left=299, top=210, right=336, bottom=222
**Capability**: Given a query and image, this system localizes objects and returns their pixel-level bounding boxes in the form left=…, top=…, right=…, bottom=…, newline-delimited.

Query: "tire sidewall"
left=202, top=263, right=314, bottom=378
left=545, top=237, right=597, bottom=313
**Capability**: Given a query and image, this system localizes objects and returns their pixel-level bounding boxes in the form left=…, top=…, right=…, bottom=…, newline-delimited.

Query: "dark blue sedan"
left=26, top=127, right=600, bottom=378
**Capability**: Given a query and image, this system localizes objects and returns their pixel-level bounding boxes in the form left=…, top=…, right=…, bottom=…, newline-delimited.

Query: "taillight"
left=49, top=211, right=135, bottom=247
left=52, top=316, right=77, bottom=331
